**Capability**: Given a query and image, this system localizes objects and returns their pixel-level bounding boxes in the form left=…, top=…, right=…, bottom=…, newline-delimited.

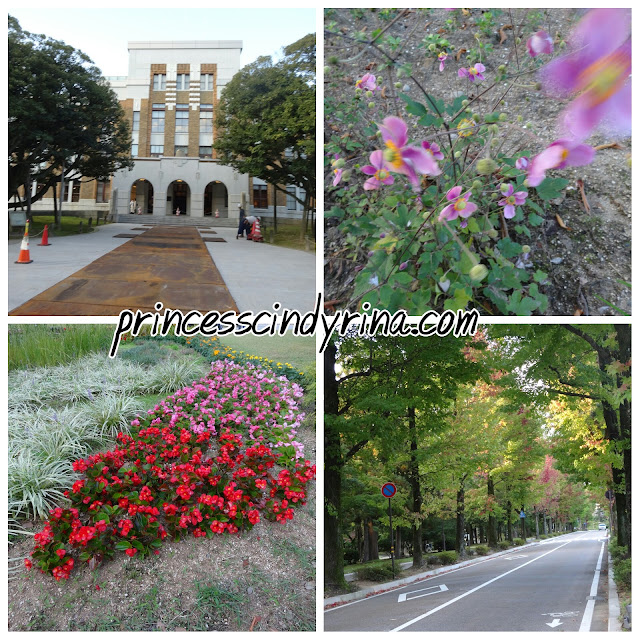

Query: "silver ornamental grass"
left=146, top=356, right=209, bottom=396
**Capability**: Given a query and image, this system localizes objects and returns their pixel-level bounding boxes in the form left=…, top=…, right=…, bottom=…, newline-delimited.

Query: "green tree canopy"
left=8, top=15, right=133, bottom=211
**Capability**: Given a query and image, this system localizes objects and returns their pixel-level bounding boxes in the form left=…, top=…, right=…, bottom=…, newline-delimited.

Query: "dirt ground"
left=324, top=8, right=631, bottom=316
left=9, top=417, right=316, bottom=631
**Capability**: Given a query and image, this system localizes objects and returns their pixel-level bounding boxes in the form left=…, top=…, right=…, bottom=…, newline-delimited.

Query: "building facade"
left=28, top=40, right=305, bottom=222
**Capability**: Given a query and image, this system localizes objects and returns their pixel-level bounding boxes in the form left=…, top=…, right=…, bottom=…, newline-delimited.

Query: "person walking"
left=236, top=203, right=247, bottom=239
left=129, top=199, right=136, bottom=214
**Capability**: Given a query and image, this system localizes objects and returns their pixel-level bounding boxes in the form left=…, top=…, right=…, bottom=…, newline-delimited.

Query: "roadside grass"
left=8, top=325, right=114, bottom=370
left=28, top=214, right=107, bottom=237
left=260, top=219, right=316, bottom=253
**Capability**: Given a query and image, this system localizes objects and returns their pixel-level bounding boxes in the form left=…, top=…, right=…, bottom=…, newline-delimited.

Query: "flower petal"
left=446, top=185, right=463, bottom=201
left=379, top=116, right=408, bottom=147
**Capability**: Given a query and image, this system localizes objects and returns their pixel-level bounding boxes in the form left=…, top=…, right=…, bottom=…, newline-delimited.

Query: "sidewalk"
left=8, top=223, right=316, bottom=314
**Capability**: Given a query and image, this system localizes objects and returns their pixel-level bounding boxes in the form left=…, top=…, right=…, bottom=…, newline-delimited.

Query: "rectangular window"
left=174, top=146, right=188, bottom=157
left=286, top=186, right=297, bottom=210
left=131, top=143, right=138, bottom=157
left=153, top=74, right=166, bottom=91
left=200, top=74, right=214, bottom=91
left=71, top=181, right=81, bottom=202
left=253, top=184, right=268, bottom=209
left=199, top=145, right=212, bottom=158
left=150, top=145, right=164, bottom=157
left=176, top=73, right=190, bottom=91
left=96, top=181, right=110, bottom=203
left=132, top=111, right=140, bottom=131
left=151, top=104, right=165, bottom=133
left=175, top=103, right=189, bottom=133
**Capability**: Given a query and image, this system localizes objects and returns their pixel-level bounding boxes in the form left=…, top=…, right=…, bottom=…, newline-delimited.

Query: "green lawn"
left=260, top=219, right=316, bottom=253
left=27, top=215, right=107, bottom=237
left=218, top=335, right=316, bottom=371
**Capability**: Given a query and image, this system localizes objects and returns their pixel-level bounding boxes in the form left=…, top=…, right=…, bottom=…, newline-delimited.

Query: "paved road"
left=325, top=531, right=610, bottom=632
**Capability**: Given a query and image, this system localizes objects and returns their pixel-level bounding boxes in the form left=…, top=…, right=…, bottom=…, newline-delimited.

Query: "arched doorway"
left=204, top=181, right=228, bottom=217
left=167, top=179, right=190, bottom=216
left=130, top=179, right=154, bottom=214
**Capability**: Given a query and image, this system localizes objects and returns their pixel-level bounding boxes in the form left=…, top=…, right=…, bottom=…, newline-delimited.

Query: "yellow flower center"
left=457, top=119, right=474, bottom=137
left=454, top=198, right=467, bottom=211
left=384, top=141, right=404, bottom=170
left=577, top=48, right=629, bottom=107
left=469, top=67, right=478, bottom=76
left=560, top=147, right=569, bottom=162
left=375, top=168, right=390, bottom=181
left=505, top=195, right=516, bottom=205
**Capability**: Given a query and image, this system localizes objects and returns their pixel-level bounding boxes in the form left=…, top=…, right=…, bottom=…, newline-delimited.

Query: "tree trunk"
left=456, top=482, right=466, bottom=557
left=395, top=527, right=402, bottom=558
left=506, top=500, right=513, bottom=541
left=615, top=324, right=631, bottom=553
left=487, top=476, right=497, bottom=547
left=324, top=341, right=346, bottom=589
left=408, top=406, right=423, bottom=568
left=272, top=183, right=278, bottom=233
left=534, top=507, right=540, bottom=538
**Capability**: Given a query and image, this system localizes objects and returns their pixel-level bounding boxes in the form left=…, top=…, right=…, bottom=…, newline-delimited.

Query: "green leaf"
left=399, top=94, right=427, bottom=118
left=527, top=212, right=544, bottom=227
left=115, top=540, right=132, bottom=551
left=496, top=238, right=522, bottom=259
left=533, top=269, right=548, bottom=283
left=326, top=206, right=344, bottom=219
left=418, top=113, right=442, bottom=127
left=535, top=177, right=569, bottom=201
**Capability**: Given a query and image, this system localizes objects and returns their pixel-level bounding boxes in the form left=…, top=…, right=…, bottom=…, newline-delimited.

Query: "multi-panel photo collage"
left=6, top=5, right=633, bottom=634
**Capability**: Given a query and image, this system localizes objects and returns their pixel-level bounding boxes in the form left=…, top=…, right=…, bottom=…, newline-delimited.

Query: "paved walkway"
left=8, top=222, right=316, bottom=315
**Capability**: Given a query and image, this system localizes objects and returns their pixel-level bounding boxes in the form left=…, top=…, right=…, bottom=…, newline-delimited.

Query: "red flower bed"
left=27, top=360, right=315, bottom=580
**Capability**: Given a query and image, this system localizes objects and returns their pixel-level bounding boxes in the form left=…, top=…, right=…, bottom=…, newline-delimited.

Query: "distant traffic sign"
left=381, top=482, right=397, bottom=498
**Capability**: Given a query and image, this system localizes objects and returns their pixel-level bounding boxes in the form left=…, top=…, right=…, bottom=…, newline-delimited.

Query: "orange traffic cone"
left=15, top=222, right=33, bottom=264
left=39, top=224, right=51, bottom=246
left=250, top=218, right=264, bottom=242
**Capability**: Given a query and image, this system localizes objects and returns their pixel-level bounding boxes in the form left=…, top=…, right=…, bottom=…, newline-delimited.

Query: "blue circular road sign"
left=381, top=482, right=397, bottom=498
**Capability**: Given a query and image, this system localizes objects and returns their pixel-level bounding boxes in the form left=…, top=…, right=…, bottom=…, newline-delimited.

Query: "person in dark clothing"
left=236, top=204, right=247, bottom=239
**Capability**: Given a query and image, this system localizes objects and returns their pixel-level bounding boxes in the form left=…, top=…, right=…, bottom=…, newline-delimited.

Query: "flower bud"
left=341, top=169, right=352, bottom=181
left=324, top=66, right=331, bottom=75
left=469, top=264, right=489, bottom=282
left=462, top=99, right=469, bottom=107
left=472, top=180, right=483, bottom=190
left=489, top=124, right=500, bottom=135
left=498, top=113, right=507, bottom=121
left=487, top=229, right=498, bottom=238
left=472, top=113, right=481, bottom=123
left=328, top=56, right=339, bottom=66
left=333, top=158, right=345, bottom=169
left=366, top=90, right=373, bottom=98
left=377, top=76, right=384, bottom=84
left=498, top=64, right=507, bottom=73
left=517, top=115, right=523, bottom=123
left=428, top=43, right=437, bottom=52
left=490, top=192, right=499, bottom=200
left=476, top=158, right=498, bottom=175
left=500, top=183, right=509, bottom=193
left=368, top=101, right=375, bottom=109
left=399, top=261, right=408, bottom=271
left=395, top=82, right=402, bottom=88
left=521, top=245, right=531, bottom=254
left=454, top=151, right=462, bottom=158
left=490, top=138, right=499, bottom=147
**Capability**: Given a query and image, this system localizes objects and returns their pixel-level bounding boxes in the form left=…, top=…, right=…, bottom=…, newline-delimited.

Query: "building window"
left=132, top=111, right=140, bottom=131
left=176, top=73, right=190, bottom=91
left=200, top=74, right=214, bottom=91
left=150, top=145, right=164, bottom=157
left=131, top=143, right=138, bottom=157
left=151, top=104, right=165, bottom=133
left=253, top=184, right=268, bottom=209
left=71, top=181, right=81, bottom=202
left=96, top=181, right=109, bottom=203
left=286, top=186, right=297, bottom=210
left=175, top=103, right=189, bottom=133
left=174, top=145, right=188, bottom=157
left=199, top=146, right=212, bottom=158
left=199, top=104, right=213, bottom=133
left=153, top=74, right=166, bottom=91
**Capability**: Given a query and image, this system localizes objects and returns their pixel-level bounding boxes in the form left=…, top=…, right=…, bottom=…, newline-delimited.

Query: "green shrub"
left=498, top=540, right=512, bottom=550
left=433, top=551, right=458, bottom=565
left=613, top=558, right=631, bottom=592
left=474, top=544, right=490, bottom=556
left=539, top=534, right=548, bottom=539
left=609, top=540, right=629, bottom=562
left=356, top=565, right=395, bottom=581
left=513, top=538, right=526, bottom=546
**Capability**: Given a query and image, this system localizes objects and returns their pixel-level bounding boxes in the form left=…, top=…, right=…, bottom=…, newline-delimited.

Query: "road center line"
left=578, top=541, right=605, bottom=632
left=390, top=534, right=589, bottom=632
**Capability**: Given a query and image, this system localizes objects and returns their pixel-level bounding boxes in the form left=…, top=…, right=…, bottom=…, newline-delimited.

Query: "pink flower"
left=361, top=150, right=395, bottom=190
left=527, top=30, right=554, bottom=57
left=515, top=157, right=529, bottom=170
left=332, top=168, right=343, bottom=186
left=458, top=63, right=485, bottom=82
left=540, top=9, right=631, bottom=140
left=498, top=183, right=528, bottom=219
left=439, top=186, right=478, bottom=221
left=421, top=140, right=445, bottom=161
left=356, top=73, right=379, bottom=91
left=526, top=139, right=595, bottom=187
left=438, top=52, right=448, bottom=72
left=378, top=116, right=441, bottom=188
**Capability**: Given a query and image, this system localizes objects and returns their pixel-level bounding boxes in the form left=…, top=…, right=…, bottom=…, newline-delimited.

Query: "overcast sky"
left=8, top=5, right=316, bottom=77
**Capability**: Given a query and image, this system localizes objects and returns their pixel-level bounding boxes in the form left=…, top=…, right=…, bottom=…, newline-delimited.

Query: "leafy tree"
left=214, top=35, right=315, bottom=235
left=8, top=16, right=133, bottom=222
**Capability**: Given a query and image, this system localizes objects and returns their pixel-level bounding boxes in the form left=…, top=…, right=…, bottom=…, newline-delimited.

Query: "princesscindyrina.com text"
left=108, top=294, right=479, bottom=357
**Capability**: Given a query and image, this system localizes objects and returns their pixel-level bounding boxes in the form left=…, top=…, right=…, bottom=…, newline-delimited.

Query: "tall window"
left=96, top=181, right=109, bottom=203
left=153, top=74, right=166, bottom=91
left=71, top=181, right=81, bottom=202
left=151, top=104, right=165, bottom=133
left=131, top=143, right=138, bottom=157
left=253, top=184, right=268, bottom=209
left=176, top=73, right=190, bottom=91
left=200, top=74, right=214, bottom=91
left=132, top=111, right=140, bottom=131
left=175, top=104, right=189, bottom=133
left=286, top=186, right=297, bottom=210
left=150, top=145, right=164, bottom=157
left=199, top=104, right=213, bottom=133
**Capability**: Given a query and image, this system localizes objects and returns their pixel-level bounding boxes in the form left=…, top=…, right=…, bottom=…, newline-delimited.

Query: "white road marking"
left=547, top=619, right=562, bottom=628
left=389, top=533, right=589, bottom=632
left=398, top=584, right=448, bottom=603
left=502, top=554, right=527, bottom=561
left=578, top=541, right=605, bottom=632
left=542, top=611, right=579, bottom=618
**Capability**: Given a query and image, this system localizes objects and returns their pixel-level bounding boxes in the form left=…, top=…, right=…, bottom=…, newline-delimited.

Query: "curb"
left=325, top=539, right=547, bottom=609
left=608, top=551, right=622, bottom=632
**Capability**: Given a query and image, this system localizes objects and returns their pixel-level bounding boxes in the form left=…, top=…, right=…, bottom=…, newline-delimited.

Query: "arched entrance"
left=130, top=179, right=154, bottom=214
left=167, top=179, right=190, bottom=216
left=204, top=181, right=228, bottom=217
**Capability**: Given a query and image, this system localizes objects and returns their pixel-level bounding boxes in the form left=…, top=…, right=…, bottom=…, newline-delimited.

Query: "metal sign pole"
left=389, top=497, right=395, bottom=579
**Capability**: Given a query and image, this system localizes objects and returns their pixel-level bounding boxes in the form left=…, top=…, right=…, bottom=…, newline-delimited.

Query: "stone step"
left=114, top=214, right=236, bottom=227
